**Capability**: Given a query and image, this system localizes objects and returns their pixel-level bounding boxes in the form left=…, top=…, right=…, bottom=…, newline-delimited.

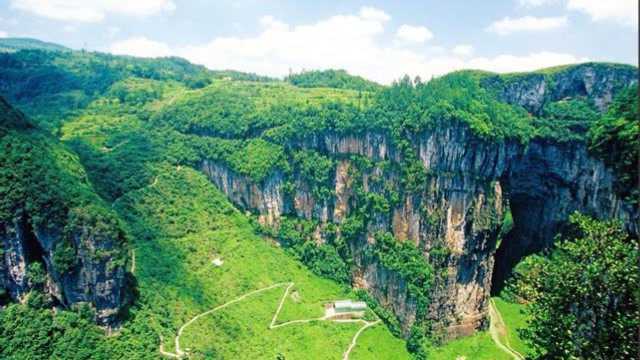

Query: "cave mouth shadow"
left=21, top=217, right=46, bottom=267
left=490, top=193, right=550, bottom=296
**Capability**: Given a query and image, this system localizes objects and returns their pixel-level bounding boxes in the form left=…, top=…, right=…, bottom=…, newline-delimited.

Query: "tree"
left=520, top=213, right=639, bottom=359
left=589, top=84, right=639, bottom=205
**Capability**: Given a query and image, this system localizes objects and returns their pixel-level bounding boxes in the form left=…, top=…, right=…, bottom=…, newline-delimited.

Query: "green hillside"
left=0, top=41, right=637, bottom=360
left=286, top=69, right=383, bottom=92
left=0, top=37, right=70, bottom=52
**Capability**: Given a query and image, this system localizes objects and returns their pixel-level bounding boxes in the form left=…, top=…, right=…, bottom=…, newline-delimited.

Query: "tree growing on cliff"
left=519, top=213, right=639, bottom=359
left=589, top=83, right=639, bottom=205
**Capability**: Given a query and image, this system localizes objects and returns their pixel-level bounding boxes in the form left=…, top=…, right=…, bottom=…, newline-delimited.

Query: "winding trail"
left=159, top=281, right=380, bottom=359
left=342, top=319, right=381, bottom=360
left=488, top=299, right=525, bottom=360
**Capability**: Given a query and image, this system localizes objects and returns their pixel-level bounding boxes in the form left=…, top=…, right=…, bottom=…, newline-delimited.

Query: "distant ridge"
left=0, top=37, right=70, bottom=52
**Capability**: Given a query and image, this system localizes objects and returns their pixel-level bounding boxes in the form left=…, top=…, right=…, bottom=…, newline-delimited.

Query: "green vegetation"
left=1, top=41, right=638, bottom=359
left=492, top=297, right=530, bottom=356
left=0, top=115, right=127, bottom=268
left=0, top=37, right=70, bottom=52
left=369, top=232, right=433, bottom=317
left=377, top=72, right=534, bottom=142
left=114, top=165, right=409, bottom=358
left=0, top=46, right=271, bottom=131
left=181, top=286, right=361, bottom=359
left=0, top=302, right=111, bottom=360
left=590, top=84, right=639, bottom=204
left=291, top=150, right=335, bottom=199
left=427, top=331, right=511, bottom=360
left=286, top=69, right=382, bottom=92
left=257, top=217, right=352, bottom=284
left=533, top=99, right=599, bottom=141
left=350, top=325, right=412, bottom=360
left=510, top=213, right=639, bottom=359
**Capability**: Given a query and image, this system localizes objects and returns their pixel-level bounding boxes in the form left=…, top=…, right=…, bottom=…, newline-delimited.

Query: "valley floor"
left=115, top=166, right=409, bottom=359
left=427, top=297, right=529, bottom=360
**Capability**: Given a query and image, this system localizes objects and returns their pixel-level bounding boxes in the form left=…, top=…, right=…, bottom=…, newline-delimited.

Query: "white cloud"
left=178, top=7, right=391, bottom=81
left=396, top=25, right=433, bottom=44
left=63, top=24, right=76, bottom=32
left=452, top=44, right=474, bottom=56
left=567, top=0, right=638, bottom=26
left=0, top=31, right=8, bottom=38
left=107, top=8, right=586, bottom=84
left=10, top=0, right=176, bottom=23
left=110, top=36, right=171, bottom=58
left=259, top=15, right=289, bottom=31
left=358, top=7, right=390, bottom=22
left=487, top=16, right=568, bottom=35
left=466, top=51, right=588, bottom=73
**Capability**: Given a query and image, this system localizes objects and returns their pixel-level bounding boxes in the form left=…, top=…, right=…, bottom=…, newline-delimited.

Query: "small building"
left=333, top=300, right=367, bottom=313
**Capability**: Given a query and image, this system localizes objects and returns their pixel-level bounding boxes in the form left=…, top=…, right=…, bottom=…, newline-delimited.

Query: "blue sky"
left=0, top=0, right=637, bottom=83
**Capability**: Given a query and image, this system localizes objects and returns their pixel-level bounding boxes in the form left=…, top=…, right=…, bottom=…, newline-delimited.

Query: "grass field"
left=427, top=296, right=530, bottom=360
left=427, top=331, right=511, bottom=360
left=114, top=165, right=410, bottom=359
left=492, top=297, right=530, bottom=356
left=350, top=325, right=410, bottom=360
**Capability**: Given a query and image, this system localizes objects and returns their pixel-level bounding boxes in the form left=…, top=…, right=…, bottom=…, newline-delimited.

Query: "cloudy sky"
left=0, top=0, right=637, bottom=83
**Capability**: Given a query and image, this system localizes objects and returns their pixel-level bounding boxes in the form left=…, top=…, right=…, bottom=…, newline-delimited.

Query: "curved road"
left=160, top=282, right=379, bottom=359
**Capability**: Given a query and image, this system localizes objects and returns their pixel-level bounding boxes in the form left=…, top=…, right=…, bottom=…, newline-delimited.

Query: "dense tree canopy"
left=0, top=44, right=638, bottom=360
left=509, top=214, right=639, bottom=359
left=285, top=69, right=382, bottom=92
left=589, top=84, right=639, bottom=205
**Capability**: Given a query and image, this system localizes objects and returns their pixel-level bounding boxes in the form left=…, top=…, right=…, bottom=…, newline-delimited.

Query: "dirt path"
left=159, top=335, right=181, bottom=359
left=343, top=319, right=381, bottom=360
left=159, top=281, right=380, bottom=359
left=170, top=282, right=290, bottom=357
left=488, top=299, right=525, bottom=360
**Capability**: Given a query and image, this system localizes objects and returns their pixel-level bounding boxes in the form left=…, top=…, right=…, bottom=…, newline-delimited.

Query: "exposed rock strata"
left=201, top=65, right=638, bottom=339
left=0, top=214, right=126, bottom=325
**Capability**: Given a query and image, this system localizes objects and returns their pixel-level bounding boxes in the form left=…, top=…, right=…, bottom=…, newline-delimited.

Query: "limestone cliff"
left=0, top=99, right=128, bottom=326
left=199, top=64, right=637, bottom=339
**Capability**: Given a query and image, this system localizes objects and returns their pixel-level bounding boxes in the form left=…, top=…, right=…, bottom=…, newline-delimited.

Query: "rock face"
left=484, top=63, right=638, bottom=114
left=0, top=99, right=127, bottom=326
left=0, top=216, right=126, bottom=325
left=200, top=65, right=638, bottom=339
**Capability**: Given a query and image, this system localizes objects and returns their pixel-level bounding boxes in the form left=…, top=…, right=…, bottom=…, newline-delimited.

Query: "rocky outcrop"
left=484, top=63, right=638, bottom=114
left=0, top=212, right=127, bottom=325
left=0, top=98, right=128, bottom=326
left=492, top=140, right=638, bottom=291
left=199, top=65, right=637, bottom=340
left=199, top=121, right=637, bottom=338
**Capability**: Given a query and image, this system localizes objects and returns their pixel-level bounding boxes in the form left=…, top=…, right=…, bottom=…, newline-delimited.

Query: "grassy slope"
left=427, top=296, right=530, bottom=360
left=113, top=165, right=409, bottom=359
left=492, top=297, right=530, bottom=356
left=350, top=325, right=409, bottom=360
left=427, top=331, right=510, bottom=360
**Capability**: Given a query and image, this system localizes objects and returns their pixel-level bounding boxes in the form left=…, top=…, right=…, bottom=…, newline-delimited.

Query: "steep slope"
left=111, top=165, right=410, bottom=359
left=0, top=97, right=128, bottom=325
left=0, top=42, right=636, bottom=356
left=189, top=63, right=638, bottom=340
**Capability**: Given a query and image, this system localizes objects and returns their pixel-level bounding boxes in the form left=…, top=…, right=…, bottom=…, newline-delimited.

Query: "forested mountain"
left=0, top=37, right=70, bottom=53
left=0, top=40, right=637, bottom=359
left=285, top=69, right=383, bottom=91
